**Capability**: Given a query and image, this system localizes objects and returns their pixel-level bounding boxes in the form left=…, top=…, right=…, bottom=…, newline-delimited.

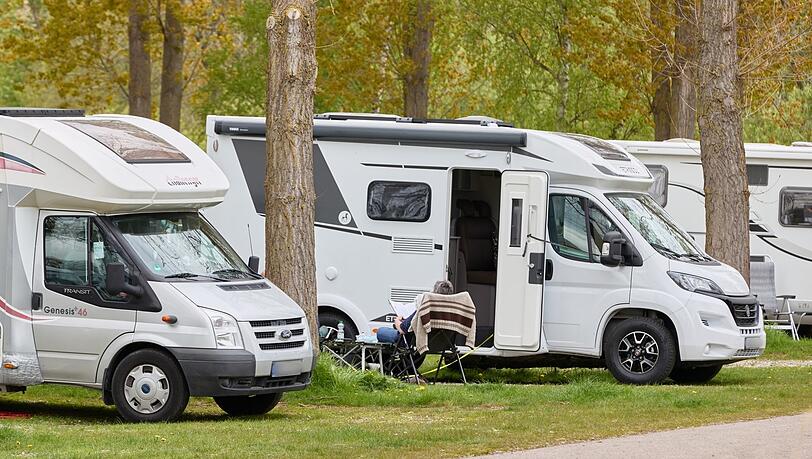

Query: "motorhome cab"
left=0, top=109, right=314, bottom=422
left=614, top=139, right=812, bottom=332
left=206, top=114, right=765, bottom=384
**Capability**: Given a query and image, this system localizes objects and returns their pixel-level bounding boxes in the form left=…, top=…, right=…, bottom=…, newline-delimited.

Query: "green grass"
left=1, top=356, right=811, bottom=458
left=761, top=328, right=812, bottom=360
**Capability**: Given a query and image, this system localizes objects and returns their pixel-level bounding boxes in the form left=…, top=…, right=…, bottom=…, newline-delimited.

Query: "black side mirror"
left=106, top=263, right=143, bottom=297
left=600, top=231, right=626, bottom=267
left=247, top=256, right=260, bottom=274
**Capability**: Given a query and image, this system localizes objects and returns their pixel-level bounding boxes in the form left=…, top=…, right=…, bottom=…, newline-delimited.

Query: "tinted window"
left=61, top=120, right=189, bottom=163
left=44, top=216, right=89, bottom=286
left=509, top=198, right=523, bottom=247
left=646, top=164, right=668, bottom=206
left=233, top=139, right=266, bottom=215
left=367, top=181, right=431, bottom=222
left=780, top=187, right=812, bottom=227
left=747, top=165, right=769, bottom=186
left=548, top=195, right=590, bottom=261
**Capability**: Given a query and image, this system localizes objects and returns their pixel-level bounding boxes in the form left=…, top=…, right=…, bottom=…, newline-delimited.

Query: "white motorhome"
left=206, top=114, right=765, bottom=385
left=0, top=109, right=314, bottom=422
left=615, top=139, right=812, bottom=331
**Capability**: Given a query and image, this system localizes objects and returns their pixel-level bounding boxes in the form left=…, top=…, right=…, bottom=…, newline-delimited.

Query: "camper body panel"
left=206, top=115, right=765, bottom=373
left=616, top=139, right=812, bottom=324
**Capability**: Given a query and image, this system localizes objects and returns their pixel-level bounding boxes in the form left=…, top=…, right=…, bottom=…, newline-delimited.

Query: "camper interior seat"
left=455, top=200, right=497, bottom=285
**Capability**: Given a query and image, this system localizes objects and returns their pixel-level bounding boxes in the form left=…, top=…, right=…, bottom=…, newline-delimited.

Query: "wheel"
left=669, top=364, right=723, bottom=384
left=111, top=349, right=189, bottom=422
left=318, top=310, right=358, bottom=340
left=214, top=393, right=282, bottom=416
left=603, top=317, right=676, bottom=385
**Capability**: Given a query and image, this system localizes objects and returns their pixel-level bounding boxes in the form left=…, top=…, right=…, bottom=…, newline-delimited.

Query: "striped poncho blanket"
left=410, top=292, right=477, bottom=354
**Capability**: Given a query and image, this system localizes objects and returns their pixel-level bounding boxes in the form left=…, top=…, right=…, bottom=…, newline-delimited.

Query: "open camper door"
left=494, top=171, right=549, bottom=351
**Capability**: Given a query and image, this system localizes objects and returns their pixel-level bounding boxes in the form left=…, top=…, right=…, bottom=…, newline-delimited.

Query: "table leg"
left=361, top=346, right=367, bottom=371
left=378, top=348, right=384, bottom=375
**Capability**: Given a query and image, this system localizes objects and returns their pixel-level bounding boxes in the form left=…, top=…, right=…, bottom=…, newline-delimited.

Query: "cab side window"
left=588, top=202, right=621, bottom=262
left=548, top=195, right=590, bottom=261
left=44, top=216, right=90, bottom=286
left=90, top=223, right=131, bottom=302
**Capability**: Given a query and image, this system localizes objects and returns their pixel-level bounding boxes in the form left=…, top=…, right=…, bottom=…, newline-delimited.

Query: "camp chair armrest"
left=776, top=295, right=797, bottom=299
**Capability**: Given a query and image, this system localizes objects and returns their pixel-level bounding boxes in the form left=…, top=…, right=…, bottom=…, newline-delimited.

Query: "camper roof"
left=0, top=113, right=228, bottom=213
left=615, top=139, right=812, bottom=162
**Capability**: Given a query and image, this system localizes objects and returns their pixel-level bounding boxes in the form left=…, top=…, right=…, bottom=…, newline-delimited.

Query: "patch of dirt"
left=730, top=359, right=812, bottom=368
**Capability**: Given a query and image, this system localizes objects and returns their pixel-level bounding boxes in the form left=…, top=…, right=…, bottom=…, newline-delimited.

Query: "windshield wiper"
left=650, top=243, right=712, bottom=262
left=164, top=272, right=228, bottom=282
left=649, top=243, right=682, bottom=259
left=211, top=268, right=263, bottom=279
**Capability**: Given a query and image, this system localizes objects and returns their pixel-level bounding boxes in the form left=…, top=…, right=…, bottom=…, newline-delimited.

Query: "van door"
left=32, top=212, right=136, bottom=383
left=494, top=171, right=549, bottom=351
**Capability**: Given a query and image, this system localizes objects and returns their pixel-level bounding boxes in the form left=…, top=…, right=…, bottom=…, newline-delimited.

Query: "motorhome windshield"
left=607, top=193, right=712, bottom=262
left=110, top=213, right=256, bottom=281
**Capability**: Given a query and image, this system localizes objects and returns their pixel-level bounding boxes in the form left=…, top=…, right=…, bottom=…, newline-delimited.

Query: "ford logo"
left=279, top=329, right=292, bottom=340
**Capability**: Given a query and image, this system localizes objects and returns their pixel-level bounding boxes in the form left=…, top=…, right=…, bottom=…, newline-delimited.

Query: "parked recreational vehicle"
left=0, top=109, right=314, bottom=422
left=615, top=139, right=812, bottom=330
left=205, top=114, right=765, bottom=384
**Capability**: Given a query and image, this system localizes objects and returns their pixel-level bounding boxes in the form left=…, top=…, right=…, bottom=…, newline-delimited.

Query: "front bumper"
left=169, top=348, right=316, bottom=397
left=680, top=292, right=766, bottom=362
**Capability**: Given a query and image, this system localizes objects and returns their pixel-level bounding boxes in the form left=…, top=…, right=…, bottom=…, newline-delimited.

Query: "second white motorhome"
left=615, top=139, right=812, bottom=331
left=206, top=114, right=765, bottom=385
left=0, top=109, right=315, bottom=422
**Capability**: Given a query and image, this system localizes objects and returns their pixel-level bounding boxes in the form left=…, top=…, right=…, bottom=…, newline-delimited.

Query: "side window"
left=547, top=195, right=590, bottom=262
left=367, top=181, right=431, bottom=222
left=780, top=187, right=812, bottom=227
left=90, top=223, right=131, bottom=302
left=645, top=165, right=668, bottom=207
left=44, top=216, right=89, bottom=286
left=233, top=139, right=266, bottom=215
left=747, top=165, right=769, bottom=186
left=588, top=202, right=621, bottom=262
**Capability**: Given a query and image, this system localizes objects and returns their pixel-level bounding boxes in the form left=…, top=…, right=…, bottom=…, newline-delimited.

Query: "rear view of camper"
left=0, top=109, right=314, bottom=421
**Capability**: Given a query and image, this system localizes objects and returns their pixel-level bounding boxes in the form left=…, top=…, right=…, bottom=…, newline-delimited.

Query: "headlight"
left=667, top=271, right=723, bottom=294
left=202, top=308, right=244, bottom=349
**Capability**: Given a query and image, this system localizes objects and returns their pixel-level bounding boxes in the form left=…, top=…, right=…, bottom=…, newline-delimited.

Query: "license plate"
left=745, top=337, right=760, bottom=350
left=271, top=360, right=302, bottom=377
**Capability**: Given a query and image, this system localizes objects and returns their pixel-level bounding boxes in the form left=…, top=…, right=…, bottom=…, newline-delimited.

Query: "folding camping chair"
left=424, top=329, right=467, bottom=384
left=751, top=256, right=800, bottom=340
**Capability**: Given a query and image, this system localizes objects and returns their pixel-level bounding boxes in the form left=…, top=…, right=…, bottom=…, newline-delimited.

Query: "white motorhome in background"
left=206, top=113, right=765, bottom=385
left=615, top=139, right=812, bottom=330
left=0, top=109, right=314, bottom=422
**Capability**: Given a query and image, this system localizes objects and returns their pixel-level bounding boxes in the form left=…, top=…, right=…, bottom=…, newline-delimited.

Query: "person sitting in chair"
left=376, top=280, right=454, bottom=344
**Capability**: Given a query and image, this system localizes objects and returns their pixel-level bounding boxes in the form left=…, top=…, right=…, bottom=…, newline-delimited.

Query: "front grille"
left=219, top=372, right=311, bottom=390
left=734, top=349, right=762, bottom=357
left=255, top=331, right=276, bottom=339
left=250, top=318, right=302, bottom=328
left=740, top=327, right=760, bottom=336
left=260, top=341, right=306, bottom=350
left=726, top=301, right=759, bottom=327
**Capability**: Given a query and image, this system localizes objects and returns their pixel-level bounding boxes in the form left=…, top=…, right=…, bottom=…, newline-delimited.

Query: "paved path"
left=476, top=412, right=812, bottom=459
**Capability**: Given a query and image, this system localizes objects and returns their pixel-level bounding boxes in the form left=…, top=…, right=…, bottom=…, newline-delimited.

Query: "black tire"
left=669, top=364, right=723, bottom=384
left=603, top=317, right=676, bottom=385
left=318, top=310, right=358, bottom=341
left=214, top=393, right=283, bottom=416
left=111, top=349, right=189, bottom=422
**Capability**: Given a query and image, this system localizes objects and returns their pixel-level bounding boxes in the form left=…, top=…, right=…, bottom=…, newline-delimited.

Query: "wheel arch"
left=596, top=306, right=682, bottom=358
left=317, top=293, right=368, bottom=334
left=100, top=341, right=184, bottom=405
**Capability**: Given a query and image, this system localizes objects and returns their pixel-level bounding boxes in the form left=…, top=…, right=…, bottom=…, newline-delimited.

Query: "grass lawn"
left=761, top=328, right=812, bottom=360
left=1, top=358, right=811, bottom=458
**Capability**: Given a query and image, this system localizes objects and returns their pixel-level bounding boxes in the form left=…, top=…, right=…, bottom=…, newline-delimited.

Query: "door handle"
left=31, top=293, right=43, bottom=311
left=545, top=259, right=554, bottom=281
left=528, top=252, right=545, bottom=284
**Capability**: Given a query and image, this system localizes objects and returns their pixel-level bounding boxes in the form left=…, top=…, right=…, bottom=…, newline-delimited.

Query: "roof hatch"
left=61, top=119, right=189, bottom=164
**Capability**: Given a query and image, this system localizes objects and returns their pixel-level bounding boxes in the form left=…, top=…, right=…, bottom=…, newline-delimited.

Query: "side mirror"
left=600, top=231, right=626, bottom=267
left=247, top=256, right=260, bottom=274
left=106, top=263, right=143, bottom=297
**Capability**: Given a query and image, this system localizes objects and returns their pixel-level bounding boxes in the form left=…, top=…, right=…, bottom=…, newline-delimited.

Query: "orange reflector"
left=162, top=315, right=178, bottom=324
left=3, top=362, right=17, bottom=370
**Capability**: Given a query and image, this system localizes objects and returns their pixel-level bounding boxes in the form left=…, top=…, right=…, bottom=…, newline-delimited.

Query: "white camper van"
left=0, top=109, right=314, bottom=422
left=205, top=114, right=765, bottom=385
left=615, top=139, right=812, bottom=331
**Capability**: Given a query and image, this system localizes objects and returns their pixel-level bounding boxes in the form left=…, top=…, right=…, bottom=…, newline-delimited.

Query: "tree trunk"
left=650, top=0, right=671, bottom=140
left=697, top=0, right=750, bottom=281
left=265, top=0, right=319, bottom=349
left=159, top=0, right=184, bottom=130
left=128, top=0, right=151, bottom=118
left=403, top=0, right=433, bottom=119
left=670, top=0, right=697, bottom=139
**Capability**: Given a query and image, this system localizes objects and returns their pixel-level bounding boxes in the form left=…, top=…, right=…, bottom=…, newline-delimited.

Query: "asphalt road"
left=476, top=412, right=812, bottom=459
